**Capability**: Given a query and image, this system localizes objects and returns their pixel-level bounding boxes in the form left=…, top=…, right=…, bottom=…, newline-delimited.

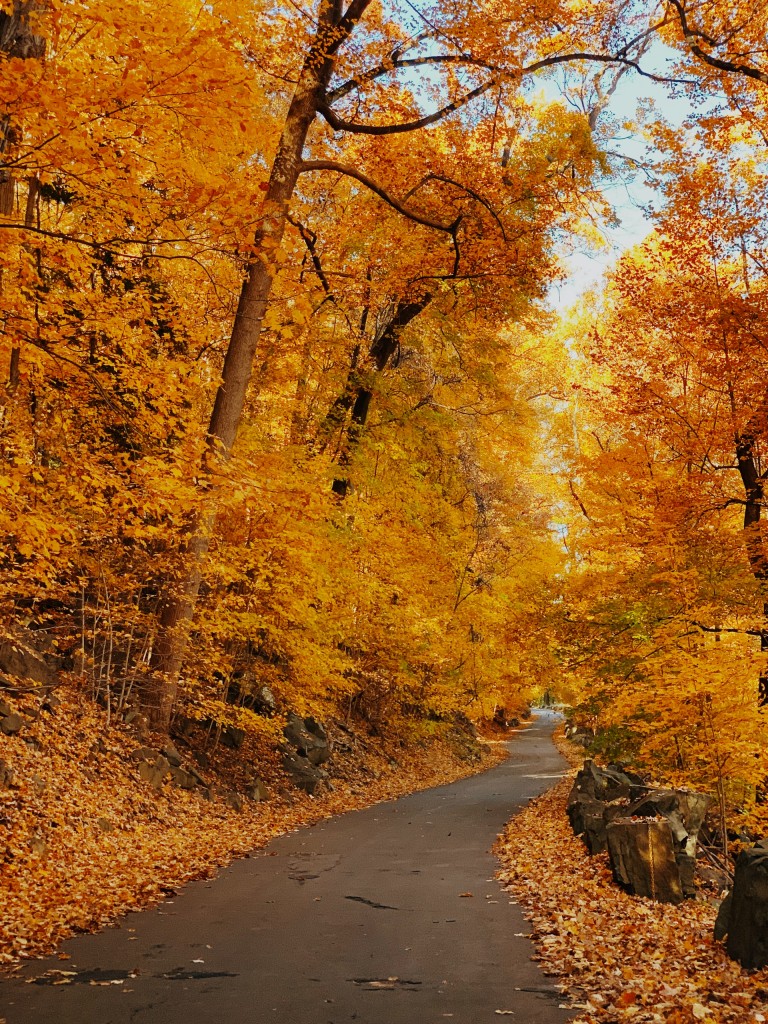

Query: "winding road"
left=1, top=709, right=572, bottom=1024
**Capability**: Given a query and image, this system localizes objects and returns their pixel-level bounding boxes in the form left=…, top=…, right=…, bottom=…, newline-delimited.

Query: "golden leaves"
left=496, top=765, right=768, bottom=1024
left=0, top=682, right=503, bottom=966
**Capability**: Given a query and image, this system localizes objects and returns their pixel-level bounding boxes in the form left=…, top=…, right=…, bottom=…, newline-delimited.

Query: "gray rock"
left=220, top=725, right=245, bottom=750
left=282, top=749, right=329, bottom=795
left=724, top=843, right=768, bottom=969
left=96, top=816, right=115, bottom=833
left=569, top=759, right=634, bottom=804
left=626, top=789, right=710, bottom=898
left=138, top=755, right=170, bottom=790
left=228, top=673, right=277, bottom=715
left=283, top=712, right=331, bottom=766
left=131, top=745, right=159, bottom=763
left=187, top=765, right=208, bottom=786
left=161, top=741, right=183, bottom=768
left=566, top=793, right=609, bottom=854
left=1, top=713, right=23, bottom=735
left=566, top=760, right=638, bottom=853
left=714, top=891, right=732, bottom=942
left=246, top=776, right=269, bottom=802
left=0, top=638, right=56, bottom=686
left=0, top=697, right=12, bottom=717
left=222, top=790, right=244, bottom=812
left=169, top=766, right=197, bottom=790
left=606, top=818, right=684, bottom=904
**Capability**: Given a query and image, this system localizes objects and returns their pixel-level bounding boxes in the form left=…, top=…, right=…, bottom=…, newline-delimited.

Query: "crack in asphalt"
left=344, top=895, right=398, bottom=910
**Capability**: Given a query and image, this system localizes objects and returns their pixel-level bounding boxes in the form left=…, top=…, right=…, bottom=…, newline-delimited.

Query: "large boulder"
left=283, top=713, right=331, bottom=766
left=567, top=793, right=611, bottom=854
left=606, top=817, right=684, bottom=904
left=627, top=789, right=710, bottom=897
left=220, top=724, right=246, bottom=750
left=282, top=749, right=329, bottom=796
left=566, top=760, right=639, bottom=853
left=138, top=756, right=170, bottom=790
left=569, top=759, right=635, bottom=804
left=0, top=636, right=56, bottom=687
left=1, top=713, right=24, bottom=735
left=719, top=840, right=768, bottom=969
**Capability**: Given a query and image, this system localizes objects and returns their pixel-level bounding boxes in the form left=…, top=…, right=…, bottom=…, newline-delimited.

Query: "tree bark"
left=1, top=6, right=45, bottom=387
left=734, top=424, right=768, bottom=705
left=330, top=295, right=431, bottom=496
left=146, top=3, right=348, bottom=728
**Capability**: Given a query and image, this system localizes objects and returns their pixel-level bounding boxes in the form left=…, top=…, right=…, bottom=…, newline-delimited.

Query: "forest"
left=1, top=0, right=768, bottom=1006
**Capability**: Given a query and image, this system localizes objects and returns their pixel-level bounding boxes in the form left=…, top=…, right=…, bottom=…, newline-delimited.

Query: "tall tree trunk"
left=146, top=11, right=342, bottom=729
left=734, top=427, right=768, bottom=705
left=0, top=3, right=45, bottom=388
left=332, top=295, right=431, bottom=496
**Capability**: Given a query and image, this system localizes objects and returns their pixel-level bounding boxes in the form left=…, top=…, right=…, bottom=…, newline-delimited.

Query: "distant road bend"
left=2, top=709, right=572, bottom=1024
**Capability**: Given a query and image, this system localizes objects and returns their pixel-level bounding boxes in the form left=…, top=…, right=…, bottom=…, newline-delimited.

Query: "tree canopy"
left=1, top=0, right=767, bottom=817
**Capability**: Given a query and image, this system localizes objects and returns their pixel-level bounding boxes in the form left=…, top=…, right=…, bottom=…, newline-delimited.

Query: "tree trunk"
left=331, top=295, right=431, bottom=496
left=1, top=4, right=45, bottom=388
left=145, top=15, right=339, bottom=728
left=734, top=427, right=768, bottom=705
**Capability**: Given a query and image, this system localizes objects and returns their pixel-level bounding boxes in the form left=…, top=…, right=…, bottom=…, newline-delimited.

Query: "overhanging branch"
left=298, top=159, right=460, bottom=235
left=320, top=52, right=689, bottom=135
left=318, top=78, right=496, bottom=134
left=667, top=0, right=768, bottom=84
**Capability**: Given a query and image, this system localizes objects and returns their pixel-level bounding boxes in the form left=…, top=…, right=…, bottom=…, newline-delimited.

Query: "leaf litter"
left=495, top=732, right=768, bottom=1024
left=0, top=685, right=505, bottom=969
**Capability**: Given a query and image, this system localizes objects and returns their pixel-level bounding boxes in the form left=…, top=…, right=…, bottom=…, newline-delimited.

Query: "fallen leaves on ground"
left=495, top=734, right=768, bottom=1024
left=0, top=686, right=505, bottom=968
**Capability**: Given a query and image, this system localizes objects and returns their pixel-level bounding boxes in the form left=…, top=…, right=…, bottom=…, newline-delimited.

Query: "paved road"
left=1, top=709, right=572, bottom=1024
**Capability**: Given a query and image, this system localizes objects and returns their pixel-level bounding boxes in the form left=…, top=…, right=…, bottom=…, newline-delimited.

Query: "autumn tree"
left=145, top=0, right=668, bottom=727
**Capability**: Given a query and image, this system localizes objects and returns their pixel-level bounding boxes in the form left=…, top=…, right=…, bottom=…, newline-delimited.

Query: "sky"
left=547, top=48, right=694, bottom=310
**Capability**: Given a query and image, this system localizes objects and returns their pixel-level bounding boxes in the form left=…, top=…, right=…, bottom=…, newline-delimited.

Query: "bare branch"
left=317, top=78, right=497, bottom=134
left=298, top=159, right=460, bottom=235
left=320, top=49, right=690, bottom=136
left=327, top=52, right=495, bottom=103
left=692, top=621, right=763, bottom=637
left=667, top=0, right=768, bottom=84
left=287, top=214, right=334, bottom=296
left=403, top=173, right=507, bottom=241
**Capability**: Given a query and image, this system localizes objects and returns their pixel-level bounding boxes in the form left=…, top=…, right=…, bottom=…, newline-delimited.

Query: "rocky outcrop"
left=281, top=749, right=330, bottom=795
left=566, top=760, right=641, bottom=854
left=280, top=712, right=333, bottom=794
left=567, top=760, right=710, bottom=902
left=0, top=633, right=57, bottom=688
left=283, top=713, right=331, bottom=765
left=716, top=840, right=768, bottom=969
left=606, top=818, right=684, bottom=904
left=626, top=789, right=710, bottom=897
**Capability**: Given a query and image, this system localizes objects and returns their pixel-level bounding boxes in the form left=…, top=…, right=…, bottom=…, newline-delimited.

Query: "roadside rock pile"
left=280, top=712, right=332, bottom=795
left=715, top=839, right=768, bottom=969
left=131, top=741, right=269, bottom=811
left=566, top=760, right=710, bottom=905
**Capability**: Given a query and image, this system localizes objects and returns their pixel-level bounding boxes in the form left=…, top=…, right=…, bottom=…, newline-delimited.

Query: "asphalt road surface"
left=1, top=709, right=573, bottom=1024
